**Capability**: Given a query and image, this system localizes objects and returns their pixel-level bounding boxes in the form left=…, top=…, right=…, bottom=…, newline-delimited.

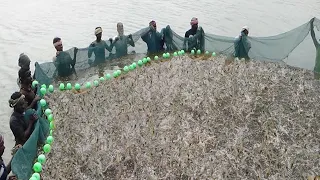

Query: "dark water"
left=0, top=0, right=319, bottom=163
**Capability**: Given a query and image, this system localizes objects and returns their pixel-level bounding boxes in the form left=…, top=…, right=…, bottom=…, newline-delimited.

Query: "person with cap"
left=234, top=26, right=251, bottom=60
left=88, top=27, right=113, bottom=65
left=52, top=37, right=78, bottom=77
left=141, top=20, right=165, bottom=54
left=0, top=134, right=18, bottom=180
left=9, top=92, right=38, bottom=147
left=112, top=22, right=135, bottom=58
left=183, top=17, right=205, bottom=52
left=310, top=18, right=320, bottom=79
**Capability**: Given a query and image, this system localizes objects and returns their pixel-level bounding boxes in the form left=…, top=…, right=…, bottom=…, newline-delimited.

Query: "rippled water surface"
left=0, top=0, right=319, bottom=163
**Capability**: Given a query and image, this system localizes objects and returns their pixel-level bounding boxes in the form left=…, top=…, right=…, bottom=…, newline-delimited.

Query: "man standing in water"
left=53, top=37, right=78, bottom=77
left=234, top=26, right=251, bottom=60
left=18, top=54, right=31, bottom=80
left=184, top=17, right=205, bottom=52
left=17, top=53, right=37, bottom=87
left=19, top=73, right=40, bottom=110
left=9, top=92, right=38, bottom=147
left=88, top=27, right=113, bottom=65
left=112, top=22, right=135, bottom=58
left=310, top=18, right=320, bottom=79
left=141, top=20, right=165, bottom=54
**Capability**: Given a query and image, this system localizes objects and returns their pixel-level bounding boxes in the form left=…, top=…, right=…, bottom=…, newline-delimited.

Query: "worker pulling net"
left=10, top=96, right=50, bottom=180
left=34, top=18, right=320, bottom=86
left=11, top=17, right=320, bottom=179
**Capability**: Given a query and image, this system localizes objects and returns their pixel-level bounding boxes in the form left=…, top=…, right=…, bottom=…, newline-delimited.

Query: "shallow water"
left=0, top=0, right=319, bottom=163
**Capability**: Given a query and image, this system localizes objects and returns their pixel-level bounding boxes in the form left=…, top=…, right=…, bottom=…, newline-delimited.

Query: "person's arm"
left=158, top=29, right=165, bottom=40
left=234, top=36, right=241, bottom=57
left=105, top=40, right=113, bottom=52
left=197, top=27, right=205, bottom=52
left=141, top=33, right=148, bottom=43
left=26, top=95, right=40, bottom=110
left=310, top=18, right=319, bottom=48
left=88, top=43, right=95, bottom=58
left=183, top=30, right=191, bottom=50
left=19, top=88, right=38, bottom=109
left=8, top=175, right=18, bottom=180
left=185, top=30, right=189, bottom=38
left=127, top=35, right=135, bottom=47
left=192, top=27, right=203, bottom=40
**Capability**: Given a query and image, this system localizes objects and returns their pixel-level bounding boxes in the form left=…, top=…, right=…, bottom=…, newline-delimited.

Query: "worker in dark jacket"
left=184, top=17, right=205, bottom=52
left=234, top=26, right=251, bottom=60
left=141, top=20, right=165, bottom=54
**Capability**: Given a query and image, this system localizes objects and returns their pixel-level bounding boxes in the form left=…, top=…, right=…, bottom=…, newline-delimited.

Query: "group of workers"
left=49, top=17, right=263, bottom=78
left=1, top=17, right=319, bottom=180
left=0, top=17, right=243, bottom=179
left=51, top=18, right=212, bottom=78
left=50, top=17, right=320, bottom=79
left=1, top=54, right=39, bottom=179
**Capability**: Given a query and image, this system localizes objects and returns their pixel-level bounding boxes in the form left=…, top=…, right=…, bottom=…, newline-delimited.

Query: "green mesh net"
left=33, top=18, right=320, bottom=86
left=11, top=17, right=320, bottom=179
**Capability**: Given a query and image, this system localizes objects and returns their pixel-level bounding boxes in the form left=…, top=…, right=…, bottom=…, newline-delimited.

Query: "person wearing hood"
left=112, top=22, right=135, bottom=58
left=18, top=53, right=31, bottom=78
left=141, top=20, right=165, bottom=54
left=310, top=18, right=320, bottom=79
left=88, top=27, right=113, bottom=65
left=184, top=17, right=205, bottom=52
left=52, top=37, right=78, bottom=77
left=234, top=26, right=251, bottom=60
left=17, top=54, right=33, bottom=87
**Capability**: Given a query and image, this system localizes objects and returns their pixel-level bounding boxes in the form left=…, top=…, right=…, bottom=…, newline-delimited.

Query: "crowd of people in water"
left=49, top=17, right=320, bottom=80
left=1, top=17, right=320, bottom=180
left=52, top=17, right=208, bottom=78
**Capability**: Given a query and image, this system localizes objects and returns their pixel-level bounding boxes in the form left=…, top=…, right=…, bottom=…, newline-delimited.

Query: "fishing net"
left=33, top=18, right=320, bottom=86
left=43, top=57, right=320, bottom=179
left=10, top=99, right=50, bottom=179
left=11, top=17, right=320, bottom=179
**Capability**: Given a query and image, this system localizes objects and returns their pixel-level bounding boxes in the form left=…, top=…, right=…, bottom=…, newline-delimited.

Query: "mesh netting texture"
left=35, top=18, right=320, bottom=86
